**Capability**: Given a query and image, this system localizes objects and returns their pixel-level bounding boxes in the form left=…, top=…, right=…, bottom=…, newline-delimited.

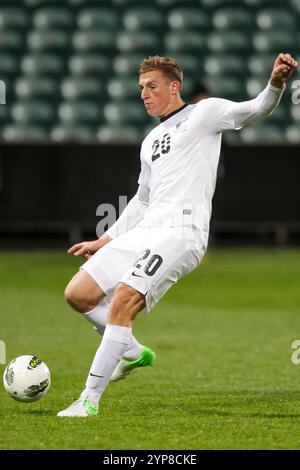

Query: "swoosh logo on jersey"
left=132, top=272, right=144, bottom=278
left=176, top=117, right=188, bottom=130
left=89, top=373, right=104, bottom=378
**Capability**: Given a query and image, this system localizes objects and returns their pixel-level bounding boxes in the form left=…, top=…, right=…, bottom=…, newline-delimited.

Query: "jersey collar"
left=159, top=103, right=188, bottom=123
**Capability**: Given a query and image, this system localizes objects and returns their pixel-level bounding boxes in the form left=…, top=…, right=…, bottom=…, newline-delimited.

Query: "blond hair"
left=139, top=55, right=183, bottom=87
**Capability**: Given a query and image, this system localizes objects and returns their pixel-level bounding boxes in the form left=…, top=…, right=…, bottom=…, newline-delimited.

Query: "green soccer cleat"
left=57, top=396, right=98, bottom=417
left=110, top=345, right=156, bottom=382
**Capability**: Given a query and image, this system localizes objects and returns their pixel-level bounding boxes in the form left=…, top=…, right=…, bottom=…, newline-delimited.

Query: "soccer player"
left=58, top=53, right=297, bottom=417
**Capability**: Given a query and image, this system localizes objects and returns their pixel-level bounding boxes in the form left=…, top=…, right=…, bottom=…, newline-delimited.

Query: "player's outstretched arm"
left=202, top=52, right=298, bottom=133
left=230, top=52, right=298, bottom=129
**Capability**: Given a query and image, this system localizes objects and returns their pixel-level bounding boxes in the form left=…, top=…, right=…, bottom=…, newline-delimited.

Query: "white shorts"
left=81, top=226, right=206, bottom=313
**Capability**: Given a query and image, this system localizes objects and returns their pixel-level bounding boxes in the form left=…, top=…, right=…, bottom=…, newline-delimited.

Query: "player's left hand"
left=270, top=52, right=298, bottom=88
left=67, top=235, right=112, bottom=259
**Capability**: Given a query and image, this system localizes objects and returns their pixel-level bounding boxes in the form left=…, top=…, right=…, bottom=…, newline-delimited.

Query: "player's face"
left=139, top=70, right=174, bottom=117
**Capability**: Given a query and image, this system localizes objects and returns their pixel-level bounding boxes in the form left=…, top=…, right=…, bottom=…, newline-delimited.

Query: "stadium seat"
left=97, top=124, right=141, bottom=143
left=167, top=8, right=210, bottom=31
left=244, top=0, right=275, bottom=6
left=58, top=100, right=103, bottom=124
left=61, top=77, right=104, bottom=100
left=123, top=7, right=164, bottom=31
left=156, top=0, right=197, bottom=7
left=77, top=8, right=119, bottom=30
left=285, top=125, right=300, bottom=143
left=223, top=130, right=243, bottom=145
left=113, top=54, right=146, bottom=75
left=212, top=7, right=254, bottom=30
left=180, top=77, right=197, bottom=100
left=21, top=54, right=65, bottom=76
left=111, top=0, right=155, bottom=7
left=70, top=0, right=113, bottom=5
left=164, top=32, right=206, bottom=53
left=248, top=54, right=275, bottom=76
left=107, top=77, right=140, bottom=100
left=69, top=55, right=111, bottom=76
left=25, top=0, right=63, bottom=6
left=239, top=124, right=284, bottom=143
left=207, top=31, right=251, bottom=53
left=173, top=55, right=202, bottom=76
left=253, top=31, right=296, bottom=53
left=0, top=53, right=19, bottom=76
left=51, top=124, right=96, bottom=142
left=0, top=8, right=30, bottom=29
left=72, top=30, right=115, bottom=52
left=266, top=104, right=289, bottom=125
left=2, top=124, right=49, bottom=142
left=204, top=55, right=247, bottom=76
left=0, top=105, right=10, bottom=124
left=289, top=0, right=300, bottom=15
left=202, top=76, right=245, bottom=100
left=104, top=101, right=146, bottom=124
left=27, top=30, right=70, bottom=51
left=11, top=101, right=55, bottom=124
left=256, top=8, right=296, bottom=30
left=0, top=31, right=23, bottom=51
left=246, top=77, right=268, bottom=98
left=33, top=7, right=74, bottom=29
left=116, top=31, right=160, bottom=53
left=15, top=77, right=58, bottom=99
left=201, top=0, right=240, bottom=7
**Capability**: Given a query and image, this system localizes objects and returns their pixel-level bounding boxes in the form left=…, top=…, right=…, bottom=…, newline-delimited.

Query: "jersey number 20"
left=134, top=249, right=163, bottom=276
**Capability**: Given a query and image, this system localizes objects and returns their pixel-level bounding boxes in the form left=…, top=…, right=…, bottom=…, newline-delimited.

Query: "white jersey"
left=138, top=102, right=222, bottom=242
left=137, top=83, right=284, bottom=243
left=107, top=83, right=284, bottom=245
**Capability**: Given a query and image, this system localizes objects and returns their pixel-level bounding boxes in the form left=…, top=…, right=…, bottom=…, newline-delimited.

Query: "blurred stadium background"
left=0, top=0, right=299, bottom=143
left=0, top=0, right=299, bottom=247
left=1, top=0, right=300, bottom=450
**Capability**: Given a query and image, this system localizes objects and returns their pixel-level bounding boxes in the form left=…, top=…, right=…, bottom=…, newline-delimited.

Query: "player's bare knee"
left=64, top=283, right=99, bottom=314
left=64, top=284, right=84, bottom=312
left=64, top=270, right=105, bottom=313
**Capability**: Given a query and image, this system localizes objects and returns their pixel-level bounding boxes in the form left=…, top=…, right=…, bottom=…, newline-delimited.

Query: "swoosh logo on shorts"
left=132, top=272, right=144, bottom=278
left=90, top=373, right=104, bottom=378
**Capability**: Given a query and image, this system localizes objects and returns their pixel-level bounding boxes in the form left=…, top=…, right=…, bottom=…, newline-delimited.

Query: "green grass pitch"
left=1, top=248, right=300, bottom=450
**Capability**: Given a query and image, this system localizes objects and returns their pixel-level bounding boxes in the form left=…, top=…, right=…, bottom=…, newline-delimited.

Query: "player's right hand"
left=67, top=235, right=112, bottom=259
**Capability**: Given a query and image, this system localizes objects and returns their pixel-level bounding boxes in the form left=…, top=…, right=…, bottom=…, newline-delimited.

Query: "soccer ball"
left=3, top=355, right=51, bottom=403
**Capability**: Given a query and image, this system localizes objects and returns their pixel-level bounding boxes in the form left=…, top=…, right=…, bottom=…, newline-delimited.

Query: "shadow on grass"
left=24, top=409, right=54, bottom=417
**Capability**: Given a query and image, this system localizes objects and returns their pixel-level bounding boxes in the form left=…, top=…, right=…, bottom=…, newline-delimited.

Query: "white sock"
left=84, top=304, right=143, bottom=360
left=84, top=300, right=108, bottom=336
left=83, top=324, right=132, bottom=404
